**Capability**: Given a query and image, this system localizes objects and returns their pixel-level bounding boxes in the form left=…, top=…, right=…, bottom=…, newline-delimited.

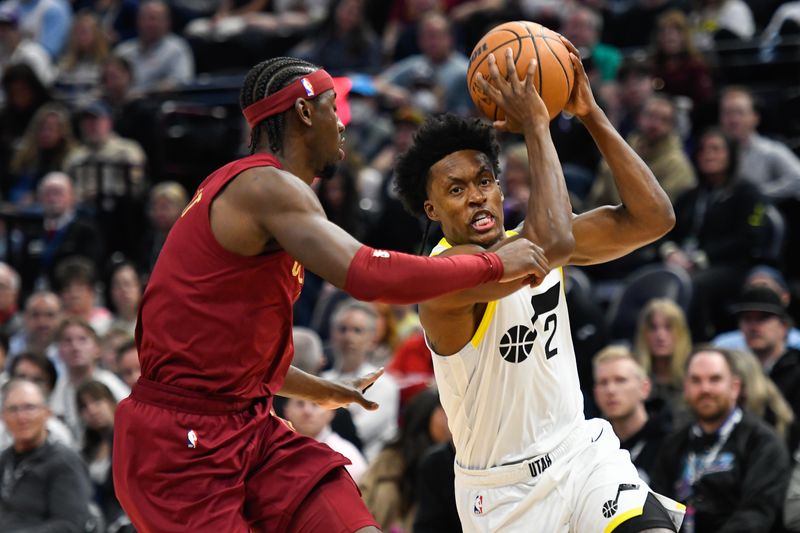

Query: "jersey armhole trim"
left=604, top=506, right=644, bottom=533
left=470, top=300, right=498, bottom=348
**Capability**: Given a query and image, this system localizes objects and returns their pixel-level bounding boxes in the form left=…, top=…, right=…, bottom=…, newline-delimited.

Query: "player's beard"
left=318, top=162, right=337, bottom=181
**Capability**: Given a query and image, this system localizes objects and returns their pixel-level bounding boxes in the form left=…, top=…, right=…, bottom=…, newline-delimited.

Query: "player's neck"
left=611, top=405, right=648, bottom=442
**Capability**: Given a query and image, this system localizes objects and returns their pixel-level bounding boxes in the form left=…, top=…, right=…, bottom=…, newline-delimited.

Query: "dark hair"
left=76, top=380, right=117, bottom=461
left=394, top=114, right=501, bottom=218
left=54, top=256, right=97, bottom=292
left=103, top=258, right=141, bottom=315
left=239, top=57, right=320, bottom=155
left=387, top=387, right=445, bottom=512
left=9, top=352, right=58, bottom=393
left=693, top=127, right=739, bottom=184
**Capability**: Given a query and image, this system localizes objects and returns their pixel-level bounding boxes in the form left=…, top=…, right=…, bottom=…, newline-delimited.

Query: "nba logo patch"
left=187, top=429, right=198, bottom=449
left=301, top=78, right=315, bottom=97
left=473, top=494, right=484, bottom=515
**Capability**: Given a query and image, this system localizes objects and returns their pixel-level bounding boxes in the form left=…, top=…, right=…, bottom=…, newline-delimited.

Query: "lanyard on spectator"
left=686, top=407, right=742, bottom=486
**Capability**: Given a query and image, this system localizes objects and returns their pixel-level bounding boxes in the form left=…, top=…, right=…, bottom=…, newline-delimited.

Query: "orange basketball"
left=467, top=21, right=575, bottom=121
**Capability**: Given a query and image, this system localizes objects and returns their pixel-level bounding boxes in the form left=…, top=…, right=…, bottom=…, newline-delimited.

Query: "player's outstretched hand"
left=496, top=237, right=550, bottom=284
left=476, top=47, right=549, bottom=133
left=316, top=368, right=384, bottom=411
left=558, top=37, right=598, bottom=120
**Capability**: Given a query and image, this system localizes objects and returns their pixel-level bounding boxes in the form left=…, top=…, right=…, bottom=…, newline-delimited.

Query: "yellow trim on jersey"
left=604, top=507, right=644, bottom=533
left=675, top=502, right=687, bottom=511
left=470, top=300, right=498, bottom=348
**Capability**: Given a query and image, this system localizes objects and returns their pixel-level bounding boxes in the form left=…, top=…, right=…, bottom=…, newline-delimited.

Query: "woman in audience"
left=730, top=348, right=794, bottom=439
left=634, top=298, right=692, bottom=422
left=7, top=102, right=77, bottom=204
left=660, top=128, right=766, bottom=340
left=650, top=10, right=714, bottom=113
left=77, top=379, right=130, bottom=530
left=359, top=386, right=452, bottom=532
left=104, top=260, right=142, bottom=337
left=54, top=11, right=110, bottom=104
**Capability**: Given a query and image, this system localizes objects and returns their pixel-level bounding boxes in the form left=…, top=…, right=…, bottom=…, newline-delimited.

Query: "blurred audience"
left=729, top=348, right=794, bottom=440
left=76, top=379, right=129, bottom=528
left=114, top=338, right=139, bottom=388
left=0, top=378, right=93, bottom=530
left=7, top=290, right=62, bottom=368
left=54, top=256, right=112, bottom=336
left=53, top=10, right=109, bottom=104
left=104, top=259, right=141, bottom=336
left=7, top=102, right=76, bottom=204
left=360, top=386, right=451, bottom=532
left=283, top=397, right=369, bottom=482
left=113, top=0, right=194, bottom=93
left=651, top=347, right=790, bottom=533
left=588, top=94, right=696, bottom=208
left=0, top=0, right=73, bottom=59
left=634, top=298, right=692, bottom=423
left=713, top=266, right=800, bottom=351
left=50, top=317, right=129, bottom=441
left=0, top=261, right=22, bottom=337
left=719, top=86, right=800, bottom=202
left=0, top=352, right=73, bottom=450
left=594, top=345, right=671, bottom=484
left=322, top=299, right=400, bottom=460
left=659, top=128, right=766, bottom=340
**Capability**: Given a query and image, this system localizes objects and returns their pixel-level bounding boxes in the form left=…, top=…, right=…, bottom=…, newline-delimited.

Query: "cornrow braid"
left=240, top=57, right=320, bottom=155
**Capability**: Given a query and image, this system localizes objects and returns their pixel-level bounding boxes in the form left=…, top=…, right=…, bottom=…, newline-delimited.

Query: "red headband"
left=243, top=69, right=335, bottom=129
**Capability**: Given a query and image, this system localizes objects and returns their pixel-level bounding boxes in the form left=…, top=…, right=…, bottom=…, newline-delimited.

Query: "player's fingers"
left=476, top=72, right=503, bottom=102
left=559, top=35, right=579, bottom=57
left=525, top=58, right=537, bottom=92
left=486, top=52, right=510, bottom=93
left=358, top=367, right=384, bottom=393
left=505, top=48, right=522, bottom=91
left=355, top=392, right=380, bottom=411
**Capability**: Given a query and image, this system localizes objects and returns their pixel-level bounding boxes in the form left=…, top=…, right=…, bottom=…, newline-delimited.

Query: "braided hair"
left=240, top=57, right=320, bottom=155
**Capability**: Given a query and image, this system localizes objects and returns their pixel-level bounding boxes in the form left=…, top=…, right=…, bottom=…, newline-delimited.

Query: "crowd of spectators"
left=0, top=0, right=798, bottom=531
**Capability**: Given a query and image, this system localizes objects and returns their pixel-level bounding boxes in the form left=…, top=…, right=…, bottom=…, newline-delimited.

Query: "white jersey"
left=428, top=237, right=583, bottom=470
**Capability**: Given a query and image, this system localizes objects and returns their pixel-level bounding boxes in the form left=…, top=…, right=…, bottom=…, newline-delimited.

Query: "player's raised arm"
left=476, top=48, right=575, bottom=269
left=558, top=37, right=676, bottom=265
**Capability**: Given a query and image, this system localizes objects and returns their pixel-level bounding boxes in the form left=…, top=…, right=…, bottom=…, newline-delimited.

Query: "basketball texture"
left=467, top=21, right=575, bottom=121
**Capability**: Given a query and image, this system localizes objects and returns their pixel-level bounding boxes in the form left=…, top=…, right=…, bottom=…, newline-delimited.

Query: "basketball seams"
left=539, top=31, right=572, bottom=108
left=468, top=20, right=571, bottom=122
left=521, top=22, right=543, bottom=96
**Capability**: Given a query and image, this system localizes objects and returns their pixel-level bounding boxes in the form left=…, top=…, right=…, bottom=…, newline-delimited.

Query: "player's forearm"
left=520, top=123, right=575, bottom=267
left=580, top=106, right=675, bottom=237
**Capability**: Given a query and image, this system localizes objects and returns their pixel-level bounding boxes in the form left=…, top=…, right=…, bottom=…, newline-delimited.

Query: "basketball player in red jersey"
left=111, top=57, right=548, bottom=533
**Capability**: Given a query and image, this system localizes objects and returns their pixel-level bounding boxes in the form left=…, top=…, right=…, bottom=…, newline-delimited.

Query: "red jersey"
left=136, top=154, right=304, bottom=399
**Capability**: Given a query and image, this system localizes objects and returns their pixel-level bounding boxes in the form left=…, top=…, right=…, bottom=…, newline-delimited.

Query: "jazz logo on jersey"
left=473, top=494, right=484, bottom=515
left=187, top=429, right=198, bottom=449
left=301, top=78, right=315, bottom=97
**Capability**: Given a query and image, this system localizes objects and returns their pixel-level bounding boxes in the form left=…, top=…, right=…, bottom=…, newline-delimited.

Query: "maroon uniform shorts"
left=113, top=378, right=379, bottom=532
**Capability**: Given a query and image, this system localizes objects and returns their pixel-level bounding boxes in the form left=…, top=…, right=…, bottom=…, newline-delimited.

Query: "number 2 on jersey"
left=531, top=282, right=561, bottom=359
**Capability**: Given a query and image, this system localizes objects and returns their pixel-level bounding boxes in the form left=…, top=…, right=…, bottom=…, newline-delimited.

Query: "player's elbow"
left=655, top=201, right=676, bottom=237
left=546, top=230, right=576, bottom=267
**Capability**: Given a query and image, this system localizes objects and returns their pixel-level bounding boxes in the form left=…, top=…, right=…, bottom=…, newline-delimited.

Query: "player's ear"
left=423, top=200, right=439, bottom=221
left=295, top=98, right=313, bottom=126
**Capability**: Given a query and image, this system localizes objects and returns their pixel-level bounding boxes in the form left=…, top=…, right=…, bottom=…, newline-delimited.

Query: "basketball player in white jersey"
left=393, top=40, right=685, bottom=532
